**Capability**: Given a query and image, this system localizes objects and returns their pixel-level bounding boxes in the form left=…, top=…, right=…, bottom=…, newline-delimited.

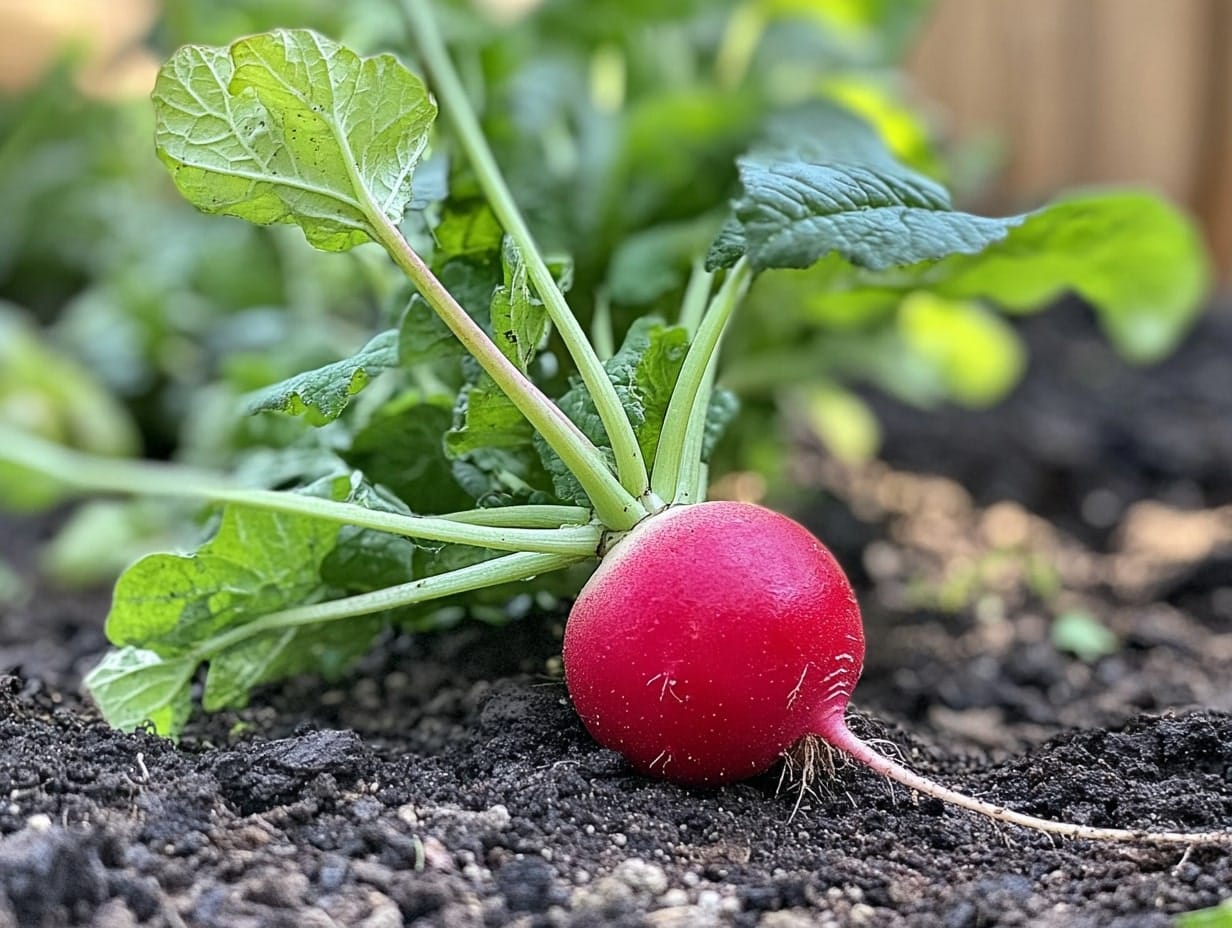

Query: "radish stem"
left=364, top=206, right=645, bottom=531
left=400, top=0, right=651, bottom=504
left=652, top=259, right=751, bottom=502
left=0, top=427, right=603, bottom=555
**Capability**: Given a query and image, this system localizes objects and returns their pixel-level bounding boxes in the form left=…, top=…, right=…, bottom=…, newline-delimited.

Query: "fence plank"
left=908, top=0, right=1231, bottom=277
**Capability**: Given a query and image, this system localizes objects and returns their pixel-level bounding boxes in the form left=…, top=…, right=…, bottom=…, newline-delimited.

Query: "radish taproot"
left=564, top=501, right=1231, bottom=844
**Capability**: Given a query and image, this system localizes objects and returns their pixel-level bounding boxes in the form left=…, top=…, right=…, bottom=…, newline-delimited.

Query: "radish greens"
left=0, top=1, right=1212, bottom=743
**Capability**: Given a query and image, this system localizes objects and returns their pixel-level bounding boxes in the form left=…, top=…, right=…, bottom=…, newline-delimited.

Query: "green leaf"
left=398, top=256, right=502, bottom=370
left=342, top=395, right=473, bottom=512
left=450, top=448, right=558, bottom=508
left=204, top=616, right=383, bottom=711
left=434, top=200, right=505, bottom=259
left=930, top=193, right=1210, bottom=362
left=702, top=388, right=741, bottom=461
left=725, top=105, right=1209, bottom=364
left=1176, top=900, right=1232, bottom=928
left=105, top=504, right=339, bottom=652
left=245, top=329, right=399, bottom=425
left=799, top=383, right=881, bottom=463
left=399, top=295, right=465, bottom=368
left=154, top=29, right=436, bottom=250
left=85, top=648, right=196, bottom=736
left=446, top=381, right=536, bottom=455
left=444, top=241, right=565, bottom=462
left=605, top=318, right=691, bottom=464
left=607, top=218, right=720, bottom=306
left=896, top=293, right=1025, bottom=407
left=491, top=238, right=550, bottom=371
left=708, top=102, right=1022, bottom=272
left=304, top=469, right=421, bottom=594
left=320, top=525, right=417, bottom=594
left=95, top=477, right=423, bottom=730
left=763, top=192, right=1209, bottom=366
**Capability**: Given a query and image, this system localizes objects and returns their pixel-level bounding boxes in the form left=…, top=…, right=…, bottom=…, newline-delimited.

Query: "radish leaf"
left=399, top=258, right=502, bottom=368
left=88, top=475, right=426, bottom=733
left=924, top=192, right=1210, bottom=363
left=755, top=191, right=1209, bottom=365
left=103, top=504, right=340, bottom=652
left=720, top=103, right=1209, bottom=363
left=708, top=103, right=1024, bottom=272
left=447, top=381, right=536, bottom=454
left=434, top=201, right=505, bottom=260
left=203, top=616, right=384, bottom=711
left=245, top=329, right=400, bottom=425
left=342, top=398, right=475, bottom=512
left=445, top=243, right=563, bottom=457
left=154, top=29, right=436, bottom=251
left=896, top=293, right=1025, bottom=407
left=84, top=648, right=196, bottom=736
left=491, top=239, right=553, bottom=372
left=399, top=295, right=466, bottom=368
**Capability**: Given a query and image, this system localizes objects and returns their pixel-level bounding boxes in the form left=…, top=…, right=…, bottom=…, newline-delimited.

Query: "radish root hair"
left=778, top=735, right=844, bottom=822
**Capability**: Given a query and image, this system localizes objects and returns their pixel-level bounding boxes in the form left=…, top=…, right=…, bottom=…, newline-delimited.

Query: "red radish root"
left=563, top=501, right=1231, bottom=845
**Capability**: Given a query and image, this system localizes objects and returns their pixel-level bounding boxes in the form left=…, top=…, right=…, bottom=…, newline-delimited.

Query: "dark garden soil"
left=2, top=301, right=1232, bottom=928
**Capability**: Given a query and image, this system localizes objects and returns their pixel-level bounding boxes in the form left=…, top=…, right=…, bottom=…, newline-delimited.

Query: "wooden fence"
left=908, top=0, right=1232, bottom=280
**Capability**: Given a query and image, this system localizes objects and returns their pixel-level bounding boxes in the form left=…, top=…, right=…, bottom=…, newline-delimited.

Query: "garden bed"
left=2, top=302, right=1230, bottom=928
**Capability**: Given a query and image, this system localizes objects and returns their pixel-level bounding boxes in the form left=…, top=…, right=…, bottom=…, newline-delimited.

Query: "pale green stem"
left=592, top=289, right=615, bottom=361
left=197, top=551, right=584, bottom=658
left=440, top=505, right=593, bottom=528
left=673, top=360, right=721, bottom=506
left=0, top=428, right=602, bottom=556
left=689, top=461, right=710, bottom=505
left=650, top=259, right=752, bottom=501
left=281, top=26, right=645, bottom=532
left=400, top=0, right=651, bottom=502
left=677, top=258, right=714, bottom=335
left=362, top=209, right=644, bottom=530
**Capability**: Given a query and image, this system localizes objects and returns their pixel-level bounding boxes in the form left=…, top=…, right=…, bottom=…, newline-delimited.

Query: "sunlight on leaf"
left=800, top=383, right=881, bottom=462
left=154, top=29, right=436, bottom=250
left=897, top=293, right=1025, bottom=407
left=85, top=647, right=196, bottom=735
left=104, top=504, right=340, bottom=650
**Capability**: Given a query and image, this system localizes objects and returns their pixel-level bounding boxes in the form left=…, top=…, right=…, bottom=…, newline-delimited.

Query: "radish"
left=564, top=501, right=1231, bottom=844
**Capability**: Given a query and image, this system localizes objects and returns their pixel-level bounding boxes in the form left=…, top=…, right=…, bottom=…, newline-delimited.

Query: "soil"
left=2, top=301, right=1232, bottom=928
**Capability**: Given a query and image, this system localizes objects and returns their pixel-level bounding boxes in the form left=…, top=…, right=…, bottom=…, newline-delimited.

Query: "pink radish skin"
left=566, top=501, right=863, bottom=785
left=564, top=501, right=1231, bottom=844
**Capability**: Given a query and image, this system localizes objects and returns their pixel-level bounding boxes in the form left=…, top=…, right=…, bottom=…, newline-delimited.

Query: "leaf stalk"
left=364, top=212, right=645, bottom=530
left=0, top=428, right=604, bottom=555
left=651, top=259, right=752, bottom=502
left=399, top=0, right=652, bottom=502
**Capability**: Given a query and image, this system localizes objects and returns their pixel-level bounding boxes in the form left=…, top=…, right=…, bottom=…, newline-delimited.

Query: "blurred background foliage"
left=0, top=0, right=1223, bottom=584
